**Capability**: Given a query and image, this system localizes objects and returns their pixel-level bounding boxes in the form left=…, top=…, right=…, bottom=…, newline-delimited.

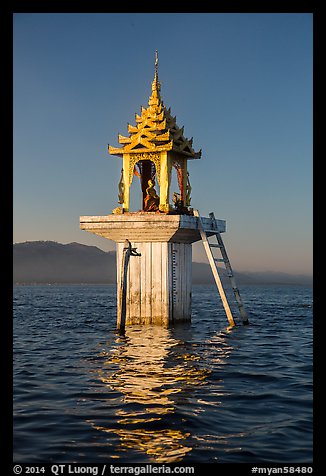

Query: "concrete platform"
left=79, top=213, right=226, bottom=243
left=79, top=212, right=227, bottom=326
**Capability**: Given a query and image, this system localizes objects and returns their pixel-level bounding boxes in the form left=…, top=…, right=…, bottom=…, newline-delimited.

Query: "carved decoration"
left=130, top=152, right=161, bottom=186
left=172, top=192, right=183, bottom=212
left=118, top=168, right=124, bottom=204
left=108, top=55, right=201, bottom=160
left=159, top=203, right=171, bottom=213
left=186, top=172, right=192, bottom=206
left=127, top=155, right=140, bottom=186
left=172, top=159, right=184, bottom=197
left=107, top=53, right=201, bottom=215
left=112, top=206, right=123, bottom=214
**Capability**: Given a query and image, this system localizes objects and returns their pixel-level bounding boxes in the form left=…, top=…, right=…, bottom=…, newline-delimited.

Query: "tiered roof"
left=108, top=53, right=201, bottom=160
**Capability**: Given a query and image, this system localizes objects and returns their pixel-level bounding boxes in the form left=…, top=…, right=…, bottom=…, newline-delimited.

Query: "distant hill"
left=13, top=241, right=312, bottom=286
left=236, top=270, right=313, bottom=286
left=13, top=241, right=116, bottom=284
left=191, top=262, right=256, bottom=285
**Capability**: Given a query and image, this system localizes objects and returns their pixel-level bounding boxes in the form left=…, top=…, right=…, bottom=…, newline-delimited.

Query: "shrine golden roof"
left=108, top=53, right=201, bottom=160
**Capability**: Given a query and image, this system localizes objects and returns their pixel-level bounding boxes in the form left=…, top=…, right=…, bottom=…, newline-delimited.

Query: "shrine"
left=80, top=52, right=248, bottom=329
left=108, top=52, right=200, bottom=215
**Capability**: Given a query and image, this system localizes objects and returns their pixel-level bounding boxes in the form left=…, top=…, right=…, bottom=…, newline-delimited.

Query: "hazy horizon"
left=13, top=13, right=312, bottom=275
left=13, top=239, right=313, bottom=277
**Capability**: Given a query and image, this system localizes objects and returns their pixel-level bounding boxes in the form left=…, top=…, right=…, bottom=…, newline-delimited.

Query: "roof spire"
left=152, top=50, right=160, bottom=94
left=154, top=50, right=159, bottom=80
left=108, top=51, right=201, bottom=160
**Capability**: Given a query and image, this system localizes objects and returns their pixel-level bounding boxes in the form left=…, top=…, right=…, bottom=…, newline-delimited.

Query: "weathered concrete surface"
left=79, top=213, right=226, bottom=326
left=116, top=241, right=192, bottom=326
left=79, top=213, right=226, bottom=243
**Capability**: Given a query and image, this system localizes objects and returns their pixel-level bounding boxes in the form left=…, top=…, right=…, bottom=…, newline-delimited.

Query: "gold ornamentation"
left=108, top=53, right=202, bottom=214
left=118, top=168, right=124, bottom=204
left=131, top=152, right=161, bottom=186
left=112, top=206, right=124, bottom=214
left=159, top=203, right=172, bottom=213
left=108, top=54, right=201, bottom=160
left=128, top=156, right=140, bottom=186
left=144, top=179, right=159, bottom=212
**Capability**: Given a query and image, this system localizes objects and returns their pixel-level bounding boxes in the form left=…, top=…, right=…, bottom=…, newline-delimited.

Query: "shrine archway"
left=128, top=160, right=160, bottom=212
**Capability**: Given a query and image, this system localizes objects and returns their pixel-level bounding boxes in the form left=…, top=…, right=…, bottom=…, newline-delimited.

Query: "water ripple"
left=14, top=284, right=312, bottom=463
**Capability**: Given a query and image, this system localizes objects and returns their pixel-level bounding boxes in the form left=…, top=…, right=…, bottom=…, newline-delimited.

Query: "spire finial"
left=151, top=50, right=161, bottom=94
left=154, top=50, right=159, bottom=80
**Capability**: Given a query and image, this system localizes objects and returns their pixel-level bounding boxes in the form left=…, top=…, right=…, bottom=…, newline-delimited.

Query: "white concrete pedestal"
left=80, top=213, right=226, bottom=326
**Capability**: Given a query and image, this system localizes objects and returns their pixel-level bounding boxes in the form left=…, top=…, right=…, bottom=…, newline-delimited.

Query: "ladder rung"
left=195, top=209, right=248, bottom=325
left=214, top=258, right=225, bottom=262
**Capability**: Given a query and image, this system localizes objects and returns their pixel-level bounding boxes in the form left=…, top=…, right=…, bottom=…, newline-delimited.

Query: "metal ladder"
left=194, top=209, right=249, bottom=327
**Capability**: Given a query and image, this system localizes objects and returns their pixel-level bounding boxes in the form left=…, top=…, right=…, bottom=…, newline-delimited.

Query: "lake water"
left=13, top=284, right=313, bottom=464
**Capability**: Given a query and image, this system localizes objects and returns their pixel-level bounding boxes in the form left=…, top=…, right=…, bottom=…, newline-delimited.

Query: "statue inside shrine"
left=144, top=179, right=159, bottom=212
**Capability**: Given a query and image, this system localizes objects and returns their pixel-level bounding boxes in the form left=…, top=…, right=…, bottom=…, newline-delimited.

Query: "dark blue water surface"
left=13, top=284, right=313, bottom=464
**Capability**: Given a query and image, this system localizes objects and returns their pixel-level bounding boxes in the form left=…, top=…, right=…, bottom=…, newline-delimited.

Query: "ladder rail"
left=194, top=209, right=236, bottom=327
left=195, top=209, right=249, bottom=326
left=212, top=218, right=249, bottom=324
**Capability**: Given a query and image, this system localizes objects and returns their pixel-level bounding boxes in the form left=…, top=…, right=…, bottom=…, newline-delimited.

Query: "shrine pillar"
left=122, top=153, right=130, bottom=212
left=159, top=151, right=172, bottom=212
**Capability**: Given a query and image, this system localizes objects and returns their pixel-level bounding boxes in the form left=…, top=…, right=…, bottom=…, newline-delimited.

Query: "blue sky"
left=13, top=13, right=313, bottom=274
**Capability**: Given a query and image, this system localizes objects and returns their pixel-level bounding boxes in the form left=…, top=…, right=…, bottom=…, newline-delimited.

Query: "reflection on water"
left=88, top=325, right=230, bottom=462
left=14, top=285, right=313, bottom=463
left=92, top=426, right=192, bottom=463
left=13, top=285, right=313, bottom=462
